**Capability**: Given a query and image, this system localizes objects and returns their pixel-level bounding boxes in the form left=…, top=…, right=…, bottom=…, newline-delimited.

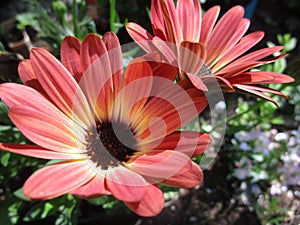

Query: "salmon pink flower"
left=126, top=0, right=294, bottom=104
left=0, top=33, right=211, bottom=217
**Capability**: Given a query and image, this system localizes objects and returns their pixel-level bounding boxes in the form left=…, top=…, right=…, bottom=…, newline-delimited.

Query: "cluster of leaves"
left=15, top=0, right=126, bottom=53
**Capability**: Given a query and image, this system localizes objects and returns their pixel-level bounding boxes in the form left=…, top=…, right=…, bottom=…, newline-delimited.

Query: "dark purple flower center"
left=86, top=121, right=136, bottom=169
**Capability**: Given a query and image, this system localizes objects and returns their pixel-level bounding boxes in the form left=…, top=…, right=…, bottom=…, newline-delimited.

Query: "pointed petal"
left=160, top=0, right=182, bottom=43
left=70, top=174, right=111, bottom=198
left=161, top=160, right=203, bottom=188
left=126, top=150, right=191, bottom=182
left=79, top=33, right=115, bottom=122
left=200, top=6, right=220, bottom=44
left=30, top=48, right=93, bottom=128
left=235, top=84, right=290, bottom=99
left=8, top=105, right=85, bottom=153
left=23, top=160, right=95, bottom=199
left=0, top=143, right=85, bottom=160
left=177, top=0, right=201, bottom=41
left=228, top=71, right=294, bottom=85
left=206, top=6, right=245, bottom=65
left=139, top=131, right=211, bottom=158
left=102, top=32, right=123, bottom=96
left=105, top=166, right=149, bottom=202
left=234, top=84, right=290, bottom=106
left=208, top=18, right=250, bottom=68
left=125, top=184, right=164, bottom=217
left=211, top=31, right=264, bottom=72
left=220, top=46, right=285, bottom=74
left=126, top=23, right=156, bottom=53
left=151, top=0, right=167, bottom=39
left=60, top=36, right=82, bottom=81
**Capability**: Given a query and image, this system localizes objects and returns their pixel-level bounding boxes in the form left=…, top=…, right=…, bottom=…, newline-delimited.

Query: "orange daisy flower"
left=126, top=0, right=294, bottom=104
left=0, top=33, right=210, bottom=216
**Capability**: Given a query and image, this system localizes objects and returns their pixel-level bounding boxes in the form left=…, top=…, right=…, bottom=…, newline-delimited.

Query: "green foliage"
left=16, top=0, right=97, bottom=52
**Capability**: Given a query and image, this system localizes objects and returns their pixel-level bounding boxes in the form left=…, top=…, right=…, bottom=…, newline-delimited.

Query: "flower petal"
left=211, top=31, right=264, bottom=72
left=18, top=60, right=46, bottom=95
left=141, top=52, right=178, bottom=81
left=179, top=41, right=206, bottom=76
left=0, top=83, right=86, bottom=143
left=80, top=33, right=108, bottom=72
left=114, top=57, right=153, bottom=123
left=208, top=18, right=250, bottom=68
left=70, top=174, right=111, bottom=198
left=0, top=143, right=85, bottom=160
left=161, top=160, right=203, bottom=188
left=125, top=184, right=164, bottom=217
left=126, top=22, right=156, bottom=53
left=139, top=131, right=211, bottom=158
left=126, top=150, right=191, bottom=182
left=206, top=6, right=245, bottom=65
left=134, top=85, right=207, bottom=141
left=177, top=0, right=201, bottom=41
left=234, top=84, right=289, bottom=106
left=151, top=0, right=167, bottom=39
left=23, top=160, right=95, bottom=199
left=105, top=166, right=149, bottom=202
left=60, top=36, right=82, bottom=81
left=200, top=6, right=220, bottom=44
left=30, top=48, right=93, bottom=128
left=159, top=0, right=182, bottom=43
left=220, top=46, right=285, bottom=74
left=185, top=72, right=208, bottom=91
left=8, top=105, right=85, bottom=153
left=102, top=32, right=123, bottom=98
left=228, top=71, right=294, bottom=85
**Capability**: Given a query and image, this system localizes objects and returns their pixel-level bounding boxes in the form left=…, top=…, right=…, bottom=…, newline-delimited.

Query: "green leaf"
left=13, top=188, right=31, bottom=202
left=0, top=152, right=10, bottom=167
left=0, top=101, right=9, bottom=114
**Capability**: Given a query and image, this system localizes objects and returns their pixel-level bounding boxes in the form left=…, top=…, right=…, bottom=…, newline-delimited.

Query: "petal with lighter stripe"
left=61, top=36, right=82, bottom=81
left=9, top=105, right=85, bottom=153
left=177, top=0, right=201, bottom=41
left=30, top=48, right=93, bottom=128
left=200, top=6, right=220, bottom=44
left=23, top=160, right=95, bottom=199
left=0, top=143, right=86, bottom=160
